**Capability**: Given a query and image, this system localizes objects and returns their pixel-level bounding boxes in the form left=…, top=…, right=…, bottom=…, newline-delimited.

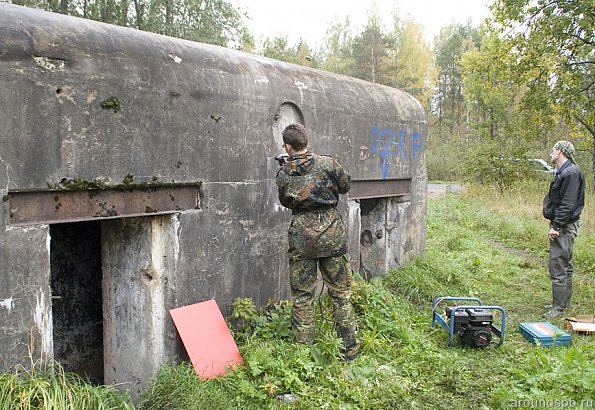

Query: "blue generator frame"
left=432, top=296, right=506, bottom=347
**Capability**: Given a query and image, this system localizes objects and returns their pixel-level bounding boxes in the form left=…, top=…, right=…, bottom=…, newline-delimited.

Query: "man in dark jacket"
left=276, top=123, right=359, bottom=361
left=542, top=141, right=585, bottom=318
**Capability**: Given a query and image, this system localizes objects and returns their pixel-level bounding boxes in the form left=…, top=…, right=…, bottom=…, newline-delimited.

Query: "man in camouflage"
left=276, top=123, right=360, bottom=361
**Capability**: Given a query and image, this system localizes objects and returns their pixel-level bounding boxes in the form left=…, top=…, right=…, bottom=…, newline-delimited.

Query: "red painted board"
left=169, top=299, right=243, bottom=379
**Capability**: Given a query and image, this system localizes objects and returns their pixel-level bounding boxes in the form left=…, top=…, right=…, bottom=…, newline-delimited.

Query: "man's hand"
left=548, top=228, right=560, bottom=241
left=274, top=154, right=289, bottom=166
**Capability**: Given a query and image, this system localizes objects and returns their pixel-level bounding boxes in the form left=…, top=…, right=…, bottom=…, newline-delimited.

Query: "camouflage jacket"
left=276, top=152, right=351, bottom=261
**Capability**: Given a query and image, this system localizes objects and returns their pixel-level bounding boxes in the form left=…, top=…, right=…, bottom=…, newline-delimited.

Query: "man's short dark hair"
left=282, top=124, right=308, bottom=151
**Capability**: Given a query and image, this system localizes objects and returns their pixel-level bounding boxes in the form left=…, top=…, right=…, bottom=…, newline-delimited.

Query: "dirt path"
left=488, top=238, right=548, bottom=268
left=427, top=184, right=464, bottom=198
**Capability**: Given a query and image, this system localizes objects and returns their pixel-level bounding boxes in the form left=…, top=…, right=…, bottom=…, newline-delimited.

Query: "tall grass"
left=0, top=361, right=133, bottom=410
left=136, top=182, right=594, bottom=409
left=2, top=182, right=592, bottom=409
left=466, top=179, right=594, bottom=274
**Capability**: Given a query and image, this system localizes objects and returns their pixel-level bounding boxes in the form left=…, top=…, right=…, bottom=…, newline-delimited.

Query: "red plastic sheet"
left=170, top=299, right=243, bottom=379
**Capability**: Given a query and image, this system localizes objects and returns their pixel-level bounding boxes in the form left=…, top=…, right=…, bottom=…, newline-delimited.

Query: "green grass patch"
left=137, top=186, right=594, bottom=409
left=2, top=184, right=593, bottom=409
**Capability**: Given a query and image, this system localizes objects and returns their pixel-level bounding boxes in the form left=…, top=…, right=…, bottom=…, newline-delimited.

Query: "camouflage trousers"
left=289, top=254, right=360, bottom=358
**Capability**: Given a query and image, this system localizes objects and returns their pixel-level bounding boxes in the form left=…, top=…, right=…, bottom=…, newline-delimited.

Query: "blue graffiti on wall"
left=370, top=127, right=423, bottom=179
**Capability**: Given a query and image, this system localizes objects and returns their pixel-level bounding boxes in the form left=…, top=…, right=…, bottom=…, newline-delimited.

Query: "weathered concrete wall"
left=0, top=222, right=53, bottom=369
left=0, top=4, right=427, bottom=397
left=102, top=216, right=181, bottom=399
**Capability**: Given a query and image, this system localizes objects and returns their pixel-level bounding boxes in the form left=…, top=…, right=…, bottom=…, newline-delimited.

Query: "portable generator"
left=445, top=306, right=494, bottom=348
left=432, top=297, right=506, bottom=348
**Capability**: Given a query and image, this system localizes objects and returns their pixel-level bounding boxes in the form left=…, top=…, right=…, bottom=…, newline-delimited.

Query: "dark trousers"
left=289, top=254, right=359, bottom=357
left=549, top=221, right=580, bottom=309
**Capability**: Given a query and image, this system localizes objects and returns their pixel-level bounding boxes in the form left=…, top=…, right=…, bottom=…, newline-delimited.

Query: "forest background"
left=6, top=0, right=595, bottom=189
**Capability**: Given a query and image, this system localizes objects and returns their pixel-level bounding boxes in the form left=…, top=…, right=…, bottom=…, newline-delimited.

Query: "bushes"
left=425, top=138, right=466, bottom=181
left=426, top=134, right=555, bottom=191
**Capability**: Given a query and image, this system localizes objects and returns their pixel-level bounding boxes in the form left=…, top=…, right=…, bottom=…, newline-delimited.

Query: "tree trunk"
left=133, top=0, right=143, bottom=30
left=371, top=46, right=376, bottom=83
left=592, top=136, right=595, bottom=193
left=165, top=0, right=173, bottom=36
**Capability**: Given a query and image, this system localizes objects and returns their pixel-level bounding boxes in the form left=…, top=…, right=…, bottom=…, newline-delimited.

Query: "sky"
left=228, top=0, right=492, bottom=48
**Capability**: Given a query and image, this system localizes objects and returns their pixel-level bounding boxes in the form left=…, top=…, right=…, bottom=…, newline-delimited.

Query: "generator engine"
left=445, top=307, right=493, bottom=348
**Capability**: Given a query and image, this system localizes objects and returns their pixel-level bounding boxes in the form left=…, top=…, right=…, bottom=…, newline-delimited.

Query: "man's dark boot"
left=564, top=280, right=572, bottom=310
left=543, top=284, right=566, bottom=318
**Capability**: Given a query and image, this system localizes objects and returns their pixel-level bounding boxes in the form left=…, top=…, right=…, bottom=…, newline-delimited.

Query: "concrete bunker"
left=359, top=197, right=406, bottom=279
left=0, top=4, right=428, bottom=399
left=7, top=183, right=196, bottom=397
left=348, top=179, right=413, bottom=279
left=48, top=213, right=184, bottom=397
